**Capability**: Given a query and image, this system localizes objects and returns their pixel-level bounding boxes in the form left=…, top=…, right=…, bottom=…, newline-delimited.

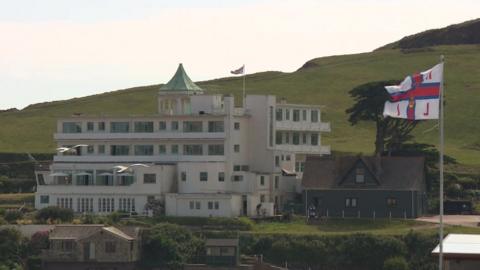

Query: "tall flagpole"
left=438, top=55, right=445, bottom=270
left=243, top=64, right=246, bottom=108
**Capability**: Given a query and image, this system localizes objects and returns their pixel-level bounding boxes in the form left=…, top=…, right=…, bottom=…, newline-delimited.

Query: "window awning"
left=117, top=173, right=133, bottom=176
left=282, top=168, right=297, bottom=176
left=98, top=172, right=114, bottom=176
left=75, top=172, right=92, bottom=176
left=50, top=172, right=70, bottom=177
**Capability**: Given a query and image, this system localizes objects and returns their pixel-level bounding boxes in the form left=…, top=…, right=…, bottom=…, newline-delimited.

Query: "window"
left=208, top=201, right=213, bottom=209
left=355, top=168, right=365, bottom=183
left=241, top=165, right=249, bottom=171
left=200, top=172, right=208, bottom=181
left=134, top=145, right=153, bottom=156
left=111, top=122, right=130, bottom=133
left=171, top=145, right=179, bottom=154
left=37, top=174, right=45, bottom=185
left=218, top=172, right=225, bottom=182
left=269, top=106, right=274, bottom=147
left=61, top=240, right=74, bottom=251
left=276, top=131, right=282, bottom=145
left=293, top=109, right=300, bottom=122
left=158, top=121, right=167, bottom=131
left=295, top=161, right=305, bottom=172
left=233, top=175, right=243, bottom=182
left=183, top=121, right=203, bottom=132
left=189, top=201, right=194, bottom=209
left=233, top=165, right=241, bottom=172
left=302, top=110, right=307, bottom=121
left=98, top=145, right=105, bottom=154
left=171, top=121, right=179, bottom=131
left=311, top=110, right=319, bottom=122
left=208, top=144, right=224, bottom=155
left=62, top=122, right=82, bottom=133
left=286, top=155, right=291, bottom=161
left=302, top=133, right=307, bottom=144
left=345, top=198, right=358, bottom=208
left=234, top=122, right=240, bottom=130
left=181, top=172, right=187, bottom=181
left=275, top=156, right=280, bottom=167
left=276, top=108, right=283, bottom=121
left=87, top=122, right=94, bottom=131
left=214, top=201, right=219, bottom=209
left=285, top=133, right=290, bottom=144
left=87, top=145, right=94, bottom=154
left=260, top=194, right=266, bottom=203
left=311, top=134, right=319, bottom=145
left=260, top=176, right=265, bottom=186
left=275, top=176, right=279, bottom=189
left=208, top=121, right=224, bottom=132
left=195, top=201, right=201, bottom=209
left=183, top=144, right=203, bottom=155
left=40, top=195, right=49, bottom=204
left=234, top=144, right=240, bottom=153
left=105, top=241, right=116, bottom=253
left=144, top=174, right=156, bottom=184
left=111, top=145, right=130, bottom=156
left=285, top=109, right=290, bottom=120
left=98, top=122, right=105, bottom=131
left=158, top=145, right=166, bottom=154
left=387, top=198, right=397, bottom=208
left=292, top=132, right=300, bottom=145
left=134, top=121, right=153, bottom=132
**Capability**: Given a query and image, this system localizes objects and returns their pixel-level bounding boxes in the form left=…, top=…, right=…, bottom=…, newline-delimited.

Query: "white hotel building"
left=35, top=64, right=330, bottom=217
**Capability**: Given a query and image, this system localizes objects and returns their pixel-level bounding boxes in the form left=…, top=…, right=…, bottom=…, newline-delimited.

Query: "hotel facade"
left=35, top=64, right=330, bottom=217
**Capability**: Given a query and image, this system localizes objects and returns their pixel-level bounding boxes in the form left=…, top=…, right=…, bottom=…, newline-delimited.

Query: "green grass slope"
left=1, top=45, right=479, bottom=164
left=378, top=18, right=480, bottom=50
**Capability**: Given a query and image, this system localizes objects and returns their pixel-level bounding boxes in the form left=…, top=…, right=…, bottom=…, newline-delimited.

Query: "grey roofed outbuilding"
left=160, top=63, right=204, bottom=93
left=205, top=238, right=239, bottom=247
left=432, top=234, right=480, bottom=259
left=302, top=155, right=425, bottom=190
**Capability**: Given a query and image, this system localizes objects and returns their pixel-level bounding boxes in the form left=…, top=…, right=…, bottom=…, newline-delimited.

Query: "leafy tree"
left=35, top=206, right=73, bottom=223
left=141, top=223, right=204, bottom=269
left=0, top=228, right=27, bottom=269
left=4, top=210, right=23, bottom=223
left=346, top=80, right=419, bottom=155
left=384, top=257, right=409, bottom=270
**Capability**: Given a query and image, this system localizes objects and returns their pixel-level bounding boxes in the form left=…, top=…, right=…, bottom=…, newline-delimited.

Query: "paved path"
left=416, top=215, right=480, bottom=227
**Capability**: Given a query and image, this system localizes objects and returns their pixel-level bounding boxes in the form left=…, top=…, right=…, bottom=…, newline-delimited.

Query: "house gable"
left=338, top=158, right=380, bottom=188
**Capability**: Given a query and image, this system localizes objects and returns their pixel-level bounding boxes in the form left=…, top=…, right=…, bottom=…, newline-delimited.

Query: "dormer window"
left=355, top=168, right=365, bottom=183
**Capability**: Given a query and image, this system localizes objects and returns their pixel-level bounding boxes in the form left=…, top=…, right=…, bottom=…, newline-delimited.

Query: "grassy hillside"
left=378, top=18, right=480, bottom=50
left=1, top=45, right=479, bottom=164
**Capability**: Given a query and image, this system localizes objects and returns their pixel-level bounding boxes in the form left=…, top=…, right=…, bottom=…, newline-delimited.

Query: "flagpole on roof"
left=243, top=64, right=246, bottom=108
left=438, top=55, right=445, bottom=270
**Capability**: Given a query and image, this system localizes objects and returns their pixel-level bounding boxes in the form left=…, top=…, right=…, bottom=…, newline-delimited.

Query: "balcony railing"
left=53, top=155, right=226, bottom=163
left=275, top=144, right=330, bottom=154
left=275, top=121, right=330, bottom=132
left=54, top=131, right=226, bottom=140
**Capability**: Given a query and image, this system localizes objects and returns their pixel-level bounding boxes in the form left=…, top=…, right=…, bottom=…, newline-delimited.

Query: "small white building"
left=432, top=234, right=480, bottom=270
left=35, top=64, right=330, bottom=217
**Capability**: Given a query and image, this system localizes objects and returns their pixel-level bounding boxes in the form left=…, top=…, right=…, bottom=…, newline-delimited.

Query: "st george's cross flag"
left=231, top=65, right=245, bottom=75
left=383, top=63, right=443, bottom=120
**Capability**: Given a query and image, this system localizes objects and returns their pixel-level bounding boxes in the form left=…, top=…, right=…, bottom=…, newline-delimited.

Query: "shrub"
left=35, top=206, right=73, bottom=223
left=4, top=210, right=23, bottom=223
left=141, top=223, right=204, bottom=269
left=384, top=257, right=409, bottom=270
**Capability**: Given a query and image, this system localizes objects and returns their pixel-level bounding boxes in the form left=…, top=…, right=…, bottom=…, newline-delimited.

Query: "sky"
left=0, top=0, right=479, bottom=110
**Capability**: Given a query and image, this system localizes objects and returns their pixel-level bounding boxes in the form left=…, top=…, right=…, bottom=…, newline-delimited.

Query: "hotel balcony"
left=54, top=131, right=226, bottom=141
left=275, top=121, right=330, bottom=132
left=53, top=155, right=226, bottom=163
left=275, top=144, right=331, bottom=155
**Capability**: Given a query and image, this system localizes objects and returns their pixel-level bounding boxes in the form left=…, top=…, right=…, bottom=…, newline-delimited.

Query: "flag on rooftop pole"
left=231, top=65, right=245, bottom=75
left=231, top=65, right=246, bottom=107
left=383, top=58, right=445, bottom=270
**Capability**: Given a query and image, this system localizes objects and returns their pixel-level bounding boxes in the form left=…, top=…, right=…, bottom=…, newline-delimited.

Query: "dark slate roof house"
left=302, top=155, right=426, bottom=218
